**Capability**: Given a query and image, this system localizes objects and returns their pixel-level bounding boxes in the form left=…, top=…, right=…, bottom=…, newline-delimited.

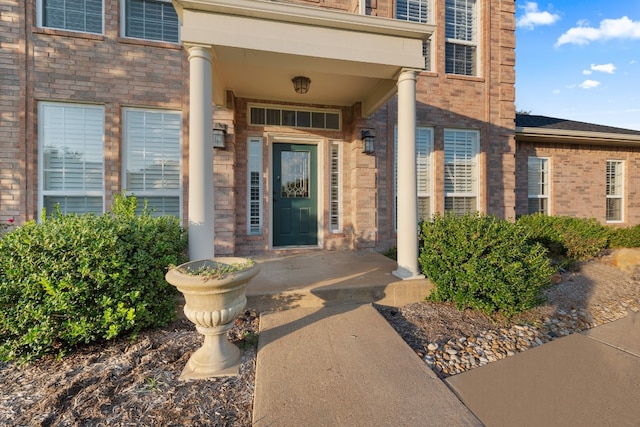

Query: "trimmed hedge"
left=0, top=195, right=187, bottom=363
left=419, top=213, right=554, bottom=317
left=516, top=214, right=609, bottom=261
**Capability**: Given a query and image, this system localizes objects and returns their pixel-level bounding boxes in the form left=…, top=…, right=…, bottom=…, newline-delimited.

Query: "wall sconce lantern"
left=361, top=130, right=376, bottom=154
left=292, top=76, right=311, bottom=94
left=212, top=123, right=227, bottom=148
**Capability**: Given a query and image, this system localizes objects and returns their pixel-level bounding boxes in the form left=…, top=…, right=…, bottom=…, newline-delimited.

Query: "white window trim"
left=444, top=0, right=479, bottom=76
left=329, top=141, right=342, bottom=233
left=394, top=126, right=434, bottom=231
left=606, top=160, right=624, bottom=223
left=120, top=0, right=181, bottom=43
left=122, top=107, right=183, bottom=218
left=38, top=101, right=106, bottom=217
left=248, top=103, right=342, bottom=131
left=37, top=0, right=105, bottom=35
left=527, top=156, right=550, bottom=215
left=444, top=128, right=479, bottom=213
left=396, top=0, right=433, bottom=24
left=247, top=137, right=264, bottom=235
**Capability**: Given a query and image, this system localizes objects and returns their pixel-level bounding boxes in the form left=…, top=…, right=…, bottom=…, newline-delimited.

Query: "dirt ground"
left=1, top=257, right=638, bottom=426
left=0, top=312, right=259, bottom=427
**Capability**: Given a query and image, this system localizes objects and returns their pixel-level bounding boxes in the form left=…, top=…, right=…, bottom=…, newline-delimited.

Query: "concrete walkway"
left=248, top=251, right=640, bottom=426
left=252, top=304, right=482, bottom=426
left=445, top=311, right=640, bottom=427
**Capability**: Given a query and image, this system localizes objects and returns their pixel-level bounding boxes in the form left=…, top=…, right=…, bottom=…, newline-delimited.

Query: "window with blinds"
left=394, top=127, right=433, bottom=229
left=396, top=0, right=431, bottom=23
left=41, top=0, right=103, bottom=34
left=606, top=160, right=624, bottom=222
left=528, top=157, right=549, bottom=214
left=123, top=0, right=179, bottom=43
left=329, top=142, right=342, bottom=233
left=247, top=138, right=263, bottom=235
left=445, top=0, right=477, bottom=76
left=123, top=108, right=182, bottom=217
left=396, top=0, right=432, bottom=71
left=444, top=129, right=478, bottom=215
left=39, top=102, right=105, bottom=215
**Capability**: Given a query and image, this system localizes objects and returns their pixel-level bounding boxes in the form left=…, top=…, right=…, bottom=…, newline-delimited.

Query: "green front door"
left=273, top=143, right=318, bottom=247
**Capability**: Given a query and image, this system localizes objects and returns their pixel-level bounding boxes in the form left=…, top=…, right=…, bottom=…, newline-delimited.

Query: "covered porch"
left=173, top=0, right=434, bottom=279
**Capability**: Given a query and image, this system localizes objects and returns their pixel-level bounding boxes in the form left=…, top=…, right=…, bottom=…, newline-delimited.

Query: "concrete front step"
left=245, top=250, right=433, bottom=312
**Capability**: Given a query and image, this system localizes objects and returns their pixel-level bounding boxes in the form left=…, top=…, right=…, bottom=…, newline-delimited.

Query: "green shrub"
left=0, top=194, right=187, bottom=363
left=419, top=213, right=554, bottom=317
left=607, top=225, right=640, bottom=249
left=517, top=214, right=608, bottom=261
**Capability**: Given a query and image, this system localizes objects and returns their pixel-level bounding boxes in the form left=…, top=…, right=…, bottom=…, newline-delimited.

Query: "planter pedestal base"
left=180, top=324, right=242, bottom=380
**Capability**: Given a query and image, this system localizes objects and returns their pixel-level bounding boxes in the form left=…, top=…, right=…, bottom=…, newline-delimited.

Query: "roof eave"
left=516, top=127, right=640, bottom=147
left=173, top=0, right=435, bottom=40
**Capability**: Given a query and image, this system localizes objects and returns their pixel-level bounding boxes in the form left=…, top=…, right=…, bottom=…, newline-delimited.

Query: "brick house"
left=516, top=114, right=640, bottom=224
left=1, top=0, right=638, bottom=279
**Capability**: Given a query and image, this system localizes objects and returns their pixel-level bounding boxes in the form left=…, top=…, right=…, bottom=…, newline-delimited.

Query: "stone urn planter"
left=165, top=257, right=260, bottom=379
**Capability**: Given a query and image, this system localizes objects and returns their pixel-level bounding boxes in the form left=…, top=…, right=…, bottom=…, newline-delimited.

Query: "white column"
left=393, top=69, right=424, bottom=280
left=187, top=45, right=215, bottom=260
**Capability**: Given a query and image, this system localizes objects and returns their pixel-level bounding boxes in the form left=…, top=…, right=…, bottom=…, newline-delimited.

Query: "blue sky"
left=515, top=1, right=640, bottom=130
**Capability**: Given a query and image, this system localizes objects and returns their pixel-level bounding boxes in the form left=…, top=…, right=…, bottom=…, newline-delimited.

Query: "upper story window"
left=40, top=0, right=103, bottom=34
left=396, top=1, right=432, bottom=71
left=123, top=0, right=180, bottom=43
left=396, top=0, right=431, bottom=23
left=445, top=0, right=477, bottom=76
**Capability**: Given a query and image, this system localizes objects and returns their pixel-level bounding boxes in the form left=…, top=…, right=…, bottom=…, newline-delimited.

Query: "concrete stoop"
left=252, top=304, right=482, bottom=426
left=245, top=251, right=433, bottom=312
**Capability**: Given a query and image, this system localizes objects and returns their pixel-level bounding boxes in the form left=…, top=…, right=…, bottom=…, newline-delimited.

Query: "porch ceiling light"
left=292, top=76, right=311, bottom=94
left=361, top=130, right=376, bottom=155
left=212, top=123, right=228, bottom=149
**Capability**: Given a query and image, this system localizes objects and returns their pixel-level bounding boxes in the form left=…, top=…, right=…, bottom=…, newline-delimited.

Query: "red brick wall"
left=0, top=1, right=28, bottom=225
left=8, top=0, right=188, bottom=225
left=516, top=141, right=640, bottom=225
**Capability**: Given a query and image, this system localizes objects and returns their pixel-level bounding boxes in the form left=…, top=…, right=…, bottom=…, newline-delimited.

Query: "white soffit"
left=173, top=0, right=432, bottom=116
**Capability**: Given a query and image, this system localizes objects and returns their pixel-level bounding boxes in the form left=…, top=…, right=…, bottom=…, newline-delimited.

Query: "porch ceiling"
left=172, top=0, right=433, bottom=117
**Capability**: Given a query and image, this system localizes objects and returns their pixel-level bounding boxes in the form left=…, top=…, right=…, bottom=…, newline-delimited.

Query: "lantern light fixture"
left=361, top=129, right=376, bottom=155
left=212, top=123, right=227, bottom=149
left=292, top=76, right=311, bottom=94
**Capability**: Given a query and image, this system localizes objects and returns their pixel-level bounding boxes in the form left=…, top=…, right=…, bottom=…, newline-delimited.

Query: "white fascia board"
left=173, top=0, right=434, bottom=40
left=180, top=9, right=427, bottom=71
left=516, top=127, right=640, bottom=147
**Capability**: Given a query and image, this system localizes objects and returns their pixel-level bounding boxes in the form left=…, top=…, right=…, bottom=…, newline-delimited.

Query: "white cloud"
left=590, top=63, right=616, bottom=74
left=582, top=70, right=592, bottom=75
left=556, top=16, right=640, bottom=46
left=517, top=2, right=560, bottom=30
left=579, top=80, right=601, bottom=89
